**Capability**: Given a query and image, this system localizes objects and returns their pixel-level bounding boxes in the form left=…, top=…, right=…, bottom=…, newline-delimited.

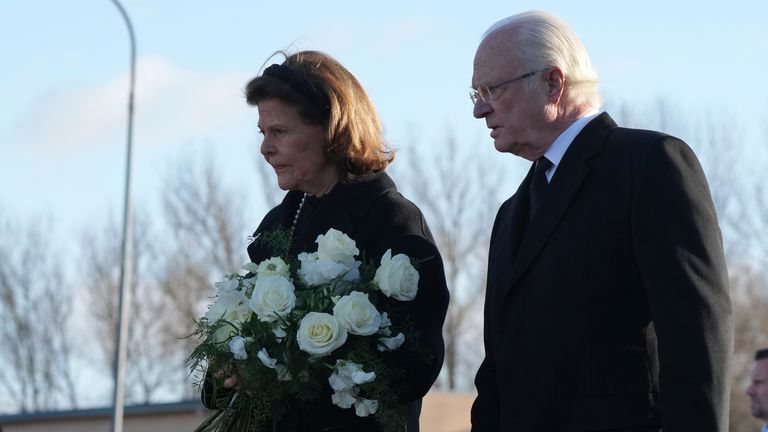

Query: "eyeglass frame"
left=470, top=69, right=546, bottom=105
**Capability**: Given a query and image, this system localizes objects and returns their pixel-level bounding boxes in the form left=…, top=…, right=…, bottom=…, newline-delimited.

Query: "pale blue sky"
left=2, top=0, right=766, bottom=236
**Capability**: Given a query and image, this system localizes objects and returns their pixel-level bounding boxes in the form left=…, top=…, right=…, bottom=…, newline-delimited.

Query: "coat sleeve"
left=384, top=233, right=449, bottom=402
left=631, top=136, right=733, bottom=431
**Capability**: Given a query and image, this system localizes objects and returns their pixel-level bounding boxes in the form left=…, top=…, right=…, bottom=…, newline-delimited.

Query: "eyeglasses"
left=470, top=69, right=544, bottom=105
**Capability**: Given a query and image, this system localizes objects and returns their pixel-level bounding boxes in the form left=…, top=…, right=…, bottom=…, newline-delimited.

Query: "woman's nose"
left=260, top=137, right=274, bottom=157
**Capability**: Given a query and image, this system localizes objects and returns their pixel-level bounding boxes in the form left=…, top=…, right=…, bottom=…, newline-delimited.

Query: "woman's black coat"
left=205, top=171, right=449, bottom=432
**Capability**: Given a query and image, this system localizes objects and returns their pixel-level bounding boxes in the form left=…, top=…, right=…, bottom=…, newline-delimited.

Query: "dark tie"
left=529, top=156, right=552, bottom=221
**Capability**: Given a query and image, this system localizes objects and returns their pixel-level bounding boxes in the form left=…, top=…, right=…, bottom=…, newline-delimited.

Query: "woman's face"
left=257, top=99, right=338, bottom=195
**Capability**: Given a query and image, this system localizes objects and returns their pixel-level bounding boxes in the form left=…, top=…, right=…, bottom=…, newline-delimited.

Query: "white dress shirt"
left=543, top=110, right=601, bottom=182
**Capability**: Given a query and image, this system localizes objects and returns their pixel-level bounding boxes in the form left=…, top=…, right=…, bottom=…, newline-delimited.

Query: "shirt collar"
left=544, top=110, right=601, bottom=173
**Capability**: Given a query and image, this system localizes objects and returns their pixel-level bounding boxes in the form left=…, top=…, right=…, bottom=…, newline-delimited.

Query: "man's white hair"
left=483, top=11, right=602, bottom=111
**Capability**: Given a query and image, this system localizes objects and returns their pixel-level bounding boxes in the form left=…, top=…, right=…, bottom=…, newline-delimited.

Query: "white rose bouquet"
left=187, top=228, right=424, bottom=432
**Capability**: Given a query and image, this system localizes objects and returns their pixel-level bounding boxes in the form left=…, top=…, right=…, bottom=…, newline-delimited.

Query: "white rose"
left=354, top=398, right=379, bottom=417
left=296, top=312, right=348, bottom=356
left=229, top=336, right=248, bottom=360
left=254, top=257, right=290, bottom=278
left=248, top=275, right=296, bottom=322
left=333, top=291, right=381, bottom=336
left=373, top=249, right=419, bottom=301
left=209, top=323, right=237, bottom=345
left=316, top=228, right=359, bottom=266
left=377, top=333, right=405, bottom=352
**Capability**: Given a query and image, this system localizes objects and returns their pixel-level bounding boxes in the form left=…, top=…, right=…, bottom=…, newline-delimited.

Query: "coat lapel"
left=501, top=113, right=617, bottom=299
left=494, top=164, right=535, bottom=297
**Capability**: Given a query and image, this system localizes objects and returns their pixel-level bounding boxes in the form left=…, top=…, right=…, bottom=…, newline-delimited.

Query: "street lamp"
left=107, top=1, right=136, bottom=431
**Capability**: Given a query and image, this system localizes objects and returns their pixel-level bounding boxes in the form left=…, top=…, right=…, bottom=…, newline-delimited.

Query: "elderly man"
left=747, top=349, right=768, bottom=431
left=469, top=10, right=732, bottom=432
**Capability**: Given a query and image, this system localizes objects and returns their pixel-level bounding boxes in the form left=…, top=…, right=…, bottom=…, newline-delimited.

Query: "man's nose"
left=473, top=99, right=492, bottom=119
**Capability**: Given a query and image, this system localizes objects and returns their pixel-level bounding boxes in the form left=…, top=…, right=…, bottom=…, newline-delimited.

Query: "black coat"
left=225, top=171, right=448, bottom=432
left=471, top=113, right=732, bottom=431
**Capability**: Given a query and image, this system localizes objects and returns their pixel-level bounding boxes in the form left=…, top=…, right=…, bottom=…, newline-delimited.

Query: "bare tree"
left=160, top=154, right=249, bottom=321
left=397, top=129, right=505, bottom=390
left=158, top=155, right=252, bottom=396
left=80, top=211, right=177, bottom=403
left=0, top=212, right=78, bottom=412
left=728, top=262, right=768, bottom=432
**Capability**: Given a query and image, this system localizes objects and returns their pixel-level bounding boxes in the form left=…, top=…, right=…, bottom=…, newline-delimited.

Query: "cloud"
left=9, top=56, right=251, bottom=155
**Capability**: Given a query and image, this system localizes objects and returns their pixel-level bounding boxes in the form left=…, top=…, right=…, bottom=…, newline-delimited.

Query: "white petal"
left=331, top=390, right=357, bottom=409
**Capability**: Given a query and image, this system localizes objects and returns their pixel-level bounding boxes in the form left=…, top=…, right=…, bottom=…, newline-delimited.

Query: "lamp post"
left=108, top=1, right=136, bottom=431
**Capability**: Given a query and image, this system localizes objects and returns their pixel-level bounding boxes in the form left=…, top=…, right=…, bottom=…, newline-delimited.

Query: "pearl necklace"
left=290, top=193, right=308, bottom=236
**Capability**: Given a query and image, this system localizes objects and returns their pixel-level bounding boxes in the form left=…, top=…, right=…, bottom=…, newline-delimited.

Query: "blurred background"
left=1, top=1, right=766, bottom=431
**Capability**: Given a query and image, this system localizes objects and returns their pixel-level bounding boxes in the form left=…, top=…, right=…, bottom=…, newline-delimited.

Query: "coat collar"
left=500, top=112, right=617, bottom=299
left=292, top=171, right=396, bottom=254
left=248, top=171, right=396, bottom=261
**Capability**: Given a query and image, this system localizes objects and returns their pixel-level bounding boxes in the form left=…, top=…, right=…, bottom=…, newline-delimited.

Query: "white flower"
left=316, top=228, right=359, bottom=266
left=341, top=260, right=362, bottom=282
left=329, top=360, right=376, bottom=391
left=374, top=249, right=419, bottom=301
left=377, top=333, right=405, bottom=352
left=248, top=275, right=296, bottom=322
left=378, top=312, right=392, bottom=335
left=298, top=252, right=349, bottom=286
left=214, top=278, right=240, bottom=293
left=331, top=389, right=357, bottom=409
left=205, top=287, right=251, bottom=343
left=254, top=257, right=291, bottom=278
left=242, top=262, right=260, bottom=274
left=333, top=291, right=381, bottom=336
left=271, top=323, right=287, bottom=342
left=379, top=312, right=392, bottom=328
left=354, top=398, right=379, bottom=417
left=229, top=336, right=248, bottom=360
left=296, top=312, right=348, bottom=356
left=256, top=348, right=277, bottom=369
left=256, top=348, right=292, bottom=381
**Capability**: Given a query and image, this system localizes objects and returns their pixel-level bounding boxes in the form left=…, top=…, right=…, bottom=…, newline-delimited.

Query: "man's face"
left=471, top=30, right=553, bottom=161
left=747, top=359, right=768, bottom=421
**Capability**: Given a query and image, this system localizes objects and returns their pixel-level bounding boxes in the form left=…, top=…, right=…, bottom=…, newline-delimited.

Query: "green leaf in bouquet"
left=253, top=226, right=294, bottom=259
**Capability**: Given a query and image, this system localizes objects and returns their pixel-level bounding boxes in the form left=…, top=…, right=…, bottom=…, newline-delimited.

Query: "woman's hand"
left=215, top=366, right=241, bottom=389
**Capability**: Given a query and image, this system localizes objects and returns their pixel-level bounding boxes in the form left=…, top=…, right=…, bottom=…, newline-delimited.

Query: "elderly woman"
left=203, top=51, right=449, bottom=432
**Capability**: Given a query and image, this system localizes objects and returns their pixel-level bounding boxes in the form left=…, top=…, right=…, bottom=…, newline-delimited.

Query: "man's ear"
left=545, top=67, right=565, bottom=104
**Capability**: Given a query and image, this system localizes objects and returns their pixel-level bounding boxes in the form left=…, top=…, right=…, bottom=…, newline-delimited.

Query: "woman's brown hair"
left=245, top=50, right=393, bottom=175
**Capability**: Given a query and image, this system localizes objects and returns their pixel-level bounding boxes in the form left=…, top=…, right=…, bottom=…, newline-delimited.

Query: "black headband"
left=263, top=64, right=330, bottom=116
left=757, top=348, right=768, bottom=360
